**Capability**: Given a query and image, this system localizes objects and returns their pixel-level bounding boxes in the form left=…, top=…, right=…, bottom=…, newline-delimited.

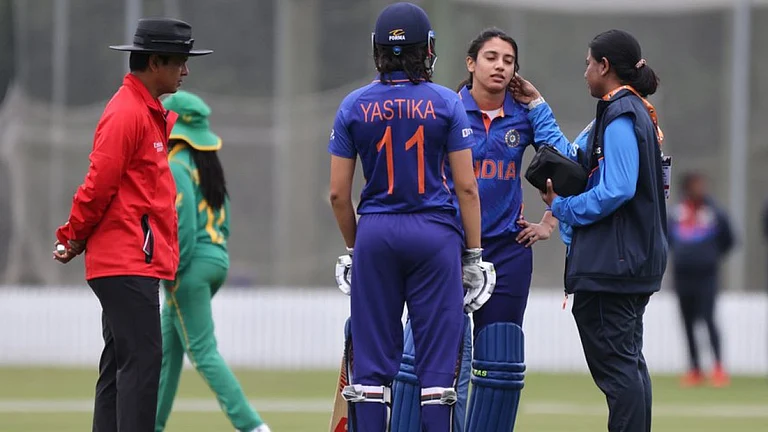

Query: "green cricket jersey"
left=168, top=143, right=230, bottom=274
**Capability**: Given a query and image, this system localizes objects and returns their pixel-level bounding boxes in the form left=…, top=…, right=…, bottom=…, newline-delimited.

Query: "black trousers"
left=572, top=292, right=652, bottom=432
left=674, top=271, right=721, bottom=370
left=88, top=276, right=162, bottom=432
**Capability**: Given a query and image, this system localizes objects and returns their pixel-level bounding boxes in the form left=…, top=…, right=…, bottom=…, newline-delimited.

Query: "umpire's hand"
left=53, top=239, right=85, bottom=264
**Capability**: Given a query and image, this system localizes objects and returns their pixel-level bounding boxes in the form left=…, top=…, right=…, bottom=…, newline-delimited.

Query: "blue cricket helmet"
left=372, top=2, right=437, bottom=72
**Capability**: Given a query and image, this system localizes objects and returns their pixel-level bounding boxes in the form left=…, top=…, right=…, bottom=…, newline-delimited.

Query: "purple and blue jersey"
left=668, top=199, right=734, bottom=272
left=447, top=86, right=535, bottom=239
left=328, top=71, right=475, bottom=215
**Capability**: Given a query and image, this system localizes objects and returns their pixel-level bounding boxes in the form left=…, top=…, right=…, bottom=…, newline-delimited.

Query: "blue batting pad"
left=390, top=315, right=472, bottom=432
left=390, top=319, right=420, bottom=432
left=453, top=314, right=472, bottom=432
left=465, top=322, right=525, bottom=432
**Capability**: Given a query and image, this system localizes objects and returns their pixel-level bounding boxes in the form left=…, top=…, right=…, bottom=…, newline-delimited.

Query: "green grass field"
left=0, top=367, right=766, bottom=431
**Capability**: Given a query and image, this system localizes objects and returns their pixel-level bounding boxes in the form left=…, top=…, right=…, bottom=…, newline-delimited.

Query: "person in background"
left=668, top=171, right=734, bottom=387
left=155, top=90, right=271, bottom=432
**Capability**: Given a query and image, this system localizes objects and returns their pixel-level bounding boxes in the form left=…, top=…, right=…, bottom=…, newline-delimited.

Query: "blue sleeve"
left=572, top=124, right=592, bottom=157
left=328, top=106, right=356, bottom=159
left=551, top=115, right=639, bottom=227
left=528, top=102, right=583, bottom=161
left=446, top=97, right=476, bottom=153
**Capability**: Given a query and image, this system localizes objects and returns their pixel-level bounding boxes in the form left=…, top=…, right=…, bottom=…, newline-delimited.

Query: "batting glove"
left=335, top=247, right=353, bottom=295
left=461, top=248, right=497, bottom=313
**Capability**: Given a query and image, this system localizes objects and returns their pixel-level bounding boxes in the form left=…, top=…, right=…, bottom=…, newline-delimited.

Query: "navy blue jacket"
left=557, top=89, right=668, bottom=294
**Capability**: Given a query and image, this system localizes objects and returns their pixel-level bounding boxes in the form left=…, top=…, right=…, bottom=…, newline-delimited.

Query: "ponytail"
left=630, top=64, right=660, bottom=97
left=589, top=29, right=660, bottom=97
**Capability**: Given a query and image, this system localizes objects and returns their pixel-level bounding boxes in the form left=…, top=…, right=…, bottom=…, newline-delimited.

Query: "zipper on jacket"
left=141, top=214, right=154, bottom=264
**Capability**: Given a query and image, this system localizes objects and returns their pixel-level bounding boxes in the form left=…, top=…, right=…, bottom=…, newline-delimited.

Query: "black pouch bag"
left=524, top=144, right=587, bottom=197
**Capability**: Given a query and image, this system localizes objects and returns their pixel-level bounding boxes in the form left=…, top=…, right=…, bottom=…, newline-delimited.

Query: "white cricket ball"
left=56, top=244, right=67, bottom=254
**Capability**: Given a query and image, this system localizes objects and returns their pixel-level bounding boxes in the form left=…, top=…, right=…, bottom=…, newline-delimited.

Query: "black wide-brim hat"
left=109, top=18, right=212, bottom=56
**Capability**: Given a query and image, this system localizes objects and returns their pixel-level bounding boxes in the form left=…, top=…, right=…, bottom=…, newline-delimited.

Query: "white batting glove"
left=335, top=247, right=353, bottom=295
left=461, top=248, right=497, bottom=313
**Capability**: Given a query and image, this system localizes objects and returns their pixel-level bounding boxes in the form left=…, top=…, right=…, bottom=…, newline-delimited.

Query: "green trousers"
left=155, top=259, right=264, bottom=432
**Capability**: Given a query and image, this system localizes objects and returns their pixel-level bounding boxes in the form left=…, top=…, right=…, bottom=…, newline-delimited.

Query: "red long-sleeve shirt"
left=56, top=74, right=180, bottom=281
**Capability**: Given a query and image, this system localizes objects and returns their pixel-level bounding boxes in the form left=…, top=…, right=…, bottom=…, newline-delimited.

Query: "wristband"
left=462, top=248, right=483, bottom=263
left=527, top=96, right=545, bottom=110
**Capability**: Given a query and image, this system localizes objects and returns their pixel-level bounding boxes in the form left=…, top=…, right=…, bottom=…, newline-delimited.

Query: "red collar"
left=123, top=73, right=165, bottom=114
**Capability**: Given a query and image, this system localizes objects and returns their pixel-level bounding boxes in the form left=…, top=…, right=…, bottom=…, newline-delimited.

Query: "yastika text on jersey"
left=360, top=98, right=437, bottom=123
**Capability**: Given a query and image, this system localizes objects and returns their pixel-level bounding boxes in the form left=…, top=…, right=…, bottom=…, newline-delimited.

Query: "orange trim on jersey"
left=603, top=85, right=664, bottom=146
left=589, top=156, right=605, bottom=177
left=482, top=114, right=492, bottom=134
left=480, top=106, right=505, bottom=134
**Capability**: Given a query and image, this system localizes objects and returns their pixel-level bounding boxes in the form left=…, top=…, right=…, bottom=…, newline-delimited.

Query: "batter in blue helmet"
left=327, top=2, right=494, bottom=431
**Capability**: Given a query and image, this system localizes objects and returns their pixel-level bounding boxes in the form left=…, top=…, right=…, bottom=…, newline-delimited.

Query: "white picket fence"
left=0, top=287, right=766, bottom=375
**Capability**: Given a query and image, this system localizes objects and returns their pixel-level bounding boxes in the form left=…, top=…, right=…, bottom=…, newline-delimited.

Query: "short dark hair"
left=589, top=29, right=659, bottom=97
left=129, top=52, right=171, bottom=72
left=456, top=27, right=519, bottom=91
left=374, top=43, right=432, bottom=85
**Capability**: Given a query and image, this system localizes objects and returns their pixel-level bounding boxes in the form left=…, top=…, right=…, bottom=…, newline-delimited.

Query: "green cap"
left=162, top=90, right=222, bottom=150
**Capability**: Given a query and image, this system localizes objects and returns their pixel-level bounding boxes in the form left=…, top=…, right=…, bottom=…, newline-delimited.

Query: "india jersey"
left=449, top=86, right=535, bottom=239
left=328, top=71, right=475, bottom=215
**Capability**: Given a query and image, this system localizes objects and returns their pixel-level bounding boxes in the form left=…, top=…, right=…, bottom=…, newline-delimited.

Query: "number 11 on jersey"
left=376, top=125, right=425, bottom=195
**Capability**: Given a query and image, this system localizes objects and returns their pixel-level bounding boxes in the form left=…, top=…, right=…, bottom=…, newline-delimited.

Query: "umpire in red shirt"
left=53, top=18, right=212, bottom=431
